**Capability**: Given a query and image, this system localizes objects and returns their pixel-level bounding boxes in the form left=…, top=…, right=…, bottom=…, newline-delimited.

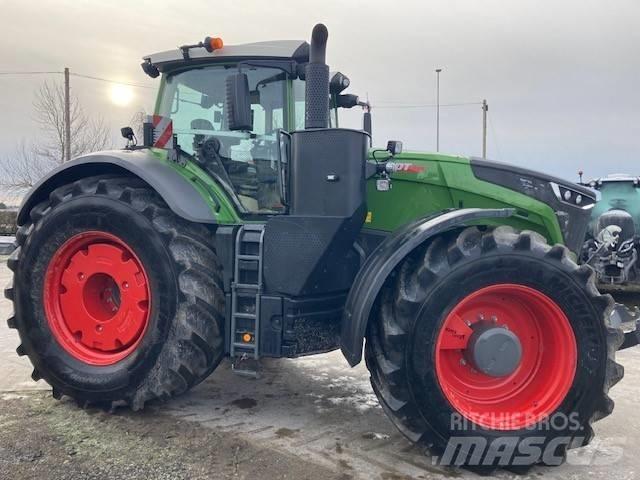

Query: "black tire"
left=4, top=175, right=225, bottom=410
left=365, top=226, right=624, bottom=471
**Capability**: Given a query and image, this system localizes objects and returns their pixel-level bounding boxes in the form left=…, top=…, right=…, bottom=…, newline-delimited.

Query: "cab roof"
left=143, top=40, right=309, bottom=73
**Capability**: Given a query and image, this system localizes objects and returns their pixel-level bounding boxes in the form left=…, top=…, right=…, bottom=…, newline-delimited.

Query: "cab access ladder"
left=230, top=224, right=265, bottom=360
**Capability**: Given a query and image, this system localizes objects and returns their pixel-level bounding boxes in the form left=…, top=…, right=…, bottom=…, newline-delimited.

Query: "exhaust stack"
left=305, top=24, right=330, bottom=129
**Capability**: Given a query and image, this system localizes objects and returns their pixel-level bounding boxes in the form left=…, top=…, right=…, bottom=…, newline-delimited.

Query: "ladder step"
left=241, top=230, right=263, bottom=242
left=233, top=283, right=261, bottom=290
left=233, top=312, right=256, bottom=319
left=238, top=260, right=259, bottom=271
left=237, top=254, right=260, bottom=260
left=241, top=224, right=266, bottom=231
left=231, top=357, right=260, bottom=378
left=233, top=342, right=257, bottom=349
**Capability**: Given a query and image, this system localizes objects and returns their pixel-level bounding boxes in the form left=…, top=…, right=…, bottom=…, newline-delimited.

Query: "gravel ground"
left=0, top=391, right=342, bottom=480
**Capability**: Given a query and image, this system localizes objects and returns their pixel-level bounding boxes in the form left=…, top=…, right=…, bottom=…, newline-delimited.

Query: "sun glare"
left=109, top=84, right=134, bottom=106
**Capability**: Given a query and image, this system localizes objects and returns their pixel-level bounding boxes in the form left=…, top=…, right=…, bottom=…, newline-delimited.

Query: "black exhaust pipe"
left=305, top=24, right=329, bottom=129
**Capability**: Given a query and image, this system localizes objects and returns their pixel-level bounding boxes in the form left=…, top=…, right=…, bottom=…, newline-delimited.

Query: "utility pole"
left=435, top=68, right=442, bottom=151
left=481, top=99, right=488, bottom=159
left=64, top=67, right=71, bottom=162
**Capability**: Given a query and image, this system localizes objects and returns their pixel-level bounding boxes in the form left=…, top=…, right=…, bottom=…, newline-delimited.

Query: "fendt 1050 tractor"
left=5, top=24, right=637, bottom=469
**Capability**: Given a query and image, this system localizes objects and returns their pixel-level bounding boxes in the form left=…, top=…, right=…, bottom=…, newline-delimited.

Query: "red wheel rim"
left=435, top=284, right=577, bottom=430
left=44, top=231, right=151, bottom=366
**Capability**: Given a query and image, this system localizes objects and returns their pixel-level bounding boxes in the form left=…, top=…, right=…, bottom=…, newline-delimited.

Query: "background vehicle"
left=4, top=24, right=628, bottom=469
left=581, top=174, right=640, bottom=313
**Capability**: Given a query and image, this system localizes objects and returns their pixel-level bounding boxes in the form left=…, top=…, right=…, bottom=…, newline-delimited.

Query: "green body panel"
left=148, top=148, right=241, bottom=224
left=363, top=152, right=565, bottom=246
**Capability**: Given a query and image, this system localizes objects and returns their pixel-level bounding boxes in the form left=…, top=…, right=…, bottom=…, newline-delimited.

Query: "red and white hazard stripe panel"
left=147, top=115, right=174, bottom=149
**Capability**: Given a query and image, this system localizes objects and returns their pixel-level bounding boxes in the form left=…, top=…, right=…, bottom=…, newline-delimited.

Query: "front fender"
left=18, top=149, right=220, bottom=226
left=340, top=207, right=515, bottom=366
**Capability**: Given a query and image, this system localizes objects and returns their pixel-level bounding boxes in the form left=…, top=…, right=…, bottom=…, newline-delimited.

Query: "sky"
left=0, top=0, right=639, bottom=201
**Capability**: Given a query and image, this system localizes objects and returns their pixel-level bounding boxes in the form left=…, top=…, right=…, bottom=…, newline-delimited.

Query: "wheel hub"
left=467, top=325, right=522, bottom=377
left=435, top=284, right=577, bottom=430
left=44, top=231, right=151, bottom=366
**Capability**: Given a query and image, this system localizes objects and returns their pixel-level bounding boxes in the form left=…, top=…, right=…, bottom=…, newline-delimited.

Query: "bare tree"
left=129, top=108, right=147, bottom=142
left=33, top=80, right=111, bottom=163
left=0, top=80, right=113, bottom=193
left=0, top=140, right=58, bottom=193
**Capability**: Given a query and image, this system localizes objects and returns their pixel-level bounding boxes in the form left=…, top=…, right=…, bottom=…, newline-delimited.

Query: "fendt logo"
left=388, top=162, right=426, bottom=174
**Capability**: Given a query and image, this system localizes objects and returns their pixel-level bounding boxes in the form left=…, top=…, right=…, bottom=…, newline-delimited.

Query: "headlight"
left=550, top=182, right=597, bottom=209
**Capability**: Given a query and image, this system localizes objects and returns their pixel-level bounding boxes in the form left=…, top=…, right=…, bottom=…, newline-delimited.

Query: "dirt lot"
left=0, top=392, right=343, bottom=480
left=1, top=255, right=640, bottom=479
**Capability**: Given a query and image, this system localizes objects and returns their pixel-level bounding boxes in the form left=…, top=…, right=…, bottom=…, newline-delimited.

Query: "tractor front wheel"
left=365, top=226, right=624, bottom=470
left=5, top=175, right=225, bottom=410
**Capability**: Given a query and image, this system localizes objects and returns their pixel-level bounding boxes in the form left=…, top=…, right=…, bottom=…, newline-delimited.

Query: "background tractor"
left=581, top=174, right=640, bottom=314
left=4, top=24, right=632, bottom=469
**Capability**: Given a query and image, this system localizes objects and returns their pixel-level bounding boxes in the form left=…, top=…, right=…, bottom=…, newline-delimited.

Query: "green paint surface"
left=364, top=151, right=564, bottom=245
left=149, top=148, right=241, bottom=224
left=589, top=180, right=640, bottom=235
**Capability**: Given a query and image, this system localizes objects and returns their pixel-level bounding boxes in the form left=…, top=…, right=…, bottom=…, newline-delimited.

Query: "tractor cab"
left=142, top=39, right=365, bottom=214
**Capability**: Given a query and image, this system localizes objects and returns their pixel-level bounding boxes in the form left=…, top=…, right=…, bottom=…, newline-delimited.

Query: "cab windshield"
left=157, top=65, right=289, bottom=213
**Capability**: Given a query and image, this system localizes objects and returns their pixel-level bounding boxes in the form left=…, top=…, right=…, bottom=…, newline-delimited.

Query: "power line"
left=0, top=70, right=155, bottom=89
left=374, top=102, right=483, bottom=109
left=0, top=71, right=63, bottom=75
left=0, top=71, right=480, bottom=103
left=70, top=72, right=155, bottom=89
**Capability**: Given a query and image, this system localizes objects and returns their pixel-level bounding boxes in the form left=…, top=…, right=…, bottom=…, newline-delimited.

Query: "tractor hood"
left=588, top=175, right=640, bottom=240
left=364, top=152, right=598, bottom=254
left=469, top=157, right=596, bottom=202
left=469, top=157, right=598, bottom=252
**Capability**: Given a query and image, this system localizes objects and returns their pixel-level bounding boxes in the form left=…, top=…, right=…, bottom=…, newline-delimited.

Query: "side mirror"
left=225, top=72, right=252, bottom=131
left=336, top=94, right=359, bottom=109
left=386, top=140, right=403, bottom=156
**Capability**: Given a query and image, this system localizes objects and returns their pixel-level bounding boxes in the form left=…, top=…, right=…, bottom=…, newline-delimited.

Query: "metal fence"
left=0, top=210, right=18, bottom=235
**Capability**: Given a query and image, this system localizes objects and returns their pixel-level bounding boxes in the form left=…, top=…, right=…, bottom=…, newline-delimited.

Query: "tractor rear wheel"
left=5, top=175, right=225, bottom=410
left=365, top=226, right=624, bottom=470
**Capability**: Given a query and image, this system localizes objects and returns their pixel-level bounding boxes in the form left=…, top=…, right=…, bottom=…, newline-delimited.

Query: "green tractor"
left=581, top=174, right=640, bottom=313
left=4, top=24, right=634, bottom=469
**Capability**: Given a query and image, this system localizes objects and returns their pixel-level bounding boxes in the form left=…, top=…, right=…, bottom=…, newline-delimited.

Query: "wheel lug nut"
left=96, top=325, right=103, bottom=332
left=491, top=315, right=497, bottom=323
left=78, top=273, right=85, bottom=281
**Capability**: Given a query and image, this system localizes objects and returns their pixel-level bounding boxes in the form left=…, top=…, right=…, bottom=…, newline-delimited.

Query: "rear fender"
left=340, top=207, right=515, bottom=366
left=17, top=150, right=225, bottom=226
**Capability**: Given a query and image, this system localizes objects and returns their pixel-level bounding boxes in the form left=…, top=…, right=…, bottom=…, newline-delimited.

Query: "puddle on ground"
left=230, top=397, right=257, bottom=409
left=275, top=427, right=299, bottom=438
